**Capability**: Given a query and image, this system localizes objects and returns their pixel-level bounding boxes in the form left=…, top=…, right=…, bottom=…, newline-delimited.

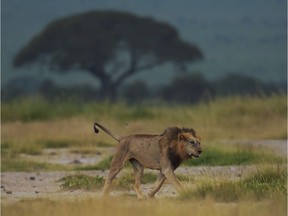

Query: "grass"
left=1, top=98, right=158, bottom=122
left=2, top=95, right=286, bottom=144
left=242, top=166, right=287, bottom=199
left=1, top=159, right=67, bottom=172
left=181, top=166, right=287, bottom=202
left=39, top=140, right=72, bottom=148
left=1, top=97, right=83, bottom=122
left=115, top=172, right=157, bottom=189
left=183, top=146, right=285, bottom=166
left=2, top=195, right=287, bottom=216
left=60, top=174, right=104, bottom=190
left=76, top=155, right=113, bottom=171
left=1, top=95, right=287, bottom=215
left=59, top=172, right=158, bottom=192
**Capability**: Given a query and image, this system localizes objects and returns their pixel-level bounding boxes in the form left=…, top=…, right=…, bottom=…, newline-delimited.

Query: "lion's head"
left=161, top=127, right=202, bottom=160
left=177, top=130, right=202, bottom=159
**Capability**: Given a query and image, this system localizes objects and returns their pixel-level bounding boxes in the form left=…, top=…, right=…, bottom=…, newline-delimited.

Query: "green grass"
left=39, top=140, right=71, bottom=148
left=1, top=139, right=82, bottom=157
left=1, top=159, right=68, bottom=172
left=115, top=172, right=158, bottom=189
left=59, top=172, right=157, bottom=191
left=60, top=174, right=104, bottom=190
left=1, top=97, right=83, bottom=122
left=1, top=97, right=158, bottom=122
left=76, top=156, right=113, bottom=171
left=181, top=166, right=287, bottom=201
left=1, top=141, right=41, bottom=157
left=242, top=166, right=287, bottom=199
left=184, top=147, right=285, bottom=166
left=96, top=141, right=113, bottom=147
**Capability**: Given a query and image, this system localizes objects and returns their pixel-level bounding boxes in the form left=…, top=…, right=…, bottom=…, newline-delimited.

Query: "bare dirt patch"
left=0, top=166, right=258, bottom=205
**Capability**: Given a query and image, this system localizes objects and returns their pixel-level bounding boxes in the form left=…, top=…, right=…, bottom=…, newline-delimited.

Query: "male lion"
left=94, top=123, right=202, bottom=198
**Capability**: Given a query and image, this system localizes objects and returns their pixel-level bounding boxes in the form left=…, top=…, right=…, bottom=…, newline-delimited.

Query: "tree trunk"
left=89, top=66, right=117, bottom=101
left=99, top=80, right=117, bottom=102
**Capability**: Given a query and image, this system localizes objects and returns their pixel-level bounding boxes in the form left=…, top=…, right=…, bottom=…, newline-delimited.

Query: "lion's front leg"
left=158, top=137, right=184, bottom=195
left=148, top=171, right=166, bottom=198
left=162, top=168, right=183, bottom=193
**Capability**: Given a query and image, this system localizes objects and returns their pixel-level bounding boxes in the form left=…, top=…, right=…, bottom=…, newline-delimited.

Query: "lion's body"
left=94, top=123, right=202, bottom=198
left=118, top=134, right=162, bottom=170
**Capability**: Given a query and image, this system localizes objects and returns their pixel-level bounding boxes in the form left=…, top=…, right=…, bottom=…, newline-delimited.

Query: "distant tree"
left=39, top=81, right=99, bottom=102
left=13, top=10, right=203, bottom=101
left=1, top=76, right=44, bottom=101
left=160, top=73, right=212, bottom=103
left=214, top=74, right=265, bottom=96
left=122, top=80, right=151, bottom=104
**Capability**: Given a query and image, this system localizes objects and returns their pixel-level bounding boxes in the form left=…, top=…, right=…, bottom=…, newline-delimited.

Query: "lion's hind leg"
left=102, top=141, right=129, bottom=197
left=129, top=158, right=144, bottom=199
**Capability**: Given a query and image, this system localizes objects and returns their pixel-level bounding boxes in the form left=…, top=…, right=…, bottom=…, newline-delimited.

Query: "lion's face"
left=178, top=132, right=202, bottom=158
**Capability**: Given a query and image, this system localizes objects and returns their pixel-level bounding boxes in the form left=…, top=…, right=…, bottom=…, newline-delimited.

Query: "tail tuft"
left=93, top=122, right=120, bottom=142
left=94, top=123, right=99, bottom=134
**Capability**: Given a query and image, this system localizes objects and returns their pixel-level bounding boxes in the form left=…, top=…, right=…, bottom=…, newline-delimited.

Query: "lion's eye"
left=189, top=140, right=195, bottom=144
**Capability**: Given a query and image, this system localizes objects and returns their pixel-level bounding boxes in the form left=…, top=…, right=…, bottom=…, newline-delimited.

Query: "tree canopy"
left=14, top=10, right=203, bottom=100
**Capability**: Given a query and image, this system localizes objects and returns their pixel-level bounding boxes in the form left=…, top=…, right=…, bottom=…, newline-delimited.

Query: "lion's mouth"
left=190, top=153, right=200, bottom=159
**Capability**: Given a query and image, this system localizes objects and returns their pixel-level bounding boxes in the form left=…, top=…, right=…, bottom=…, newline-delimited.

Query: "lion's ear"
left=178, top=133, right=186, bottom=141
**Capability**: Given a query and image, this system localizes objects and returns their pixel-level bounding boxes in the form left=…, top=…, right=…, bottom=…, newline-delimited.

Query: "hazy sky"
left=2, top=0, right=287, bottom=87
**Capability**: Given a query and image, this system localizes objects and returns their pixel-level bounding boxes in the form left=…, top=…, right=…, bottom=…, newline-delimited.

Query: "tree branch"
left=114, top=50, right=164, bottom=88
left=135, top=61, right=163, bottom=71
left=113, top=48, right=138, bottom=88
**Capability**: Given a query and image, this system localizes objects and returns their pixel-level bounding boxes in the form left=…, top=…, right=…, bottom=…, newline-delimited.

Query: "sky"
left=1, top=0, right=287, bottom=87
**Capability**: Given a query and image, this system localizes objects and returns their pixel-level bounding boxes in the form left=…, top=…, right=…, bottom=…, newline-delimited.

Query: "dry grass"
left=2, top=196, right=287, bottom=216
left=2, top=95, right=286, bottom=146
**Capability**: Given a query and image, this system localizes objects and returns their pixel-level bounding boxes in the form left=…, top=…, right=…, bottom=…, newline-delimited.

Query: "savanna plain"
left=1, top=95, right=287, bottom=216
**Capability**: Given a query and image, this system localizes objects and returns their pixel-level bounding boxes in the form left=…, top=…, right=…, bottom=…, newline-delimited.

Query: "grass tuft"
left=242, top=166, right=287, bottom=199
left=60, top=174, right=104, bottom=190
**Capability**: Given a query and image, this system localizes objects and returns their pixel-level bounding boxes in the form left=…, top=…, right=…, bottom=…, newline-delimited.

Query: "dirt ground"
left=1, top=140, right=286, bottom=205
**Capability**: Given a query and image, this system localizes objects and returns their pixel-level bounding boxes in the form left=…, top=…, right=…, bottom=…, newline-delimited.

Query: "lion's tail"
left=94, top=122, right=121, bottom=142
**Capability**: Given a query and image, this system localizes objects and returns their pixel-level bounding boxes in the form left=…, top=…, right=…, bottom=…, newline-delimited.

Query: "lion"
left=93, top=122, right=202, bottom=198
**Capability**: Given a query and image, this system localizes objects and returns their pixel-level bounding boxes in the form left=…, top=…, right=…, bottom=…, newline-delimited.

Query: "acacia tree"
left=13, top=10, right=203, bottom=100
